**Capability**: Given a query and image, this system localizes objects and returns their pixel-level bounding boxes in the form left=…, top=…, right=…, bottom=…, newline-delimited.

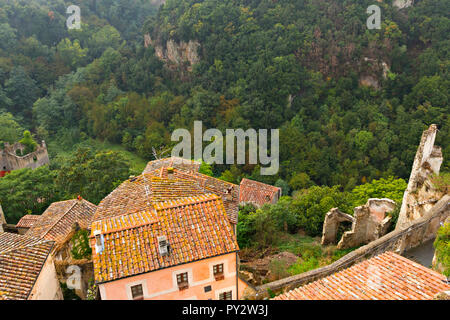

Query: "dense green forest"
left=0, top=0, right=448, bottom=231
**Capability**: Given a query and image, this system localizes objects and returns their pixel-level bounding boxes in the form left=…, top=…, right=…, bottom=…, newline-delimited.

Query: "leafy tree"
left=0, top=112, right=23, bottom=143
left=291, top=186, right=353, bottom=237
left=350, top=177, right=407, bottom=208
left=0, top=166, right=60, bottom=224
left=19, top=130, right=37, bottom=155
left=433, top=222, right=449, bottom=277
left=56, top=147, right=131, bottom=204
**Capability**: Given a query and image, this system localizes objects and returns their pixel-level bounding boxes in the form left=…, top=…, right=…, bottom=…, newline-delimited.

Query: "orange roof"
left=93, top=174, right=208, bottom=222
left=26, top=198, right=97, bottom=244
left=145, top=168, right=239, bottom=224
left=143, top=157, right=201, bottom=174
left=273, top=251, right=450, bottom=300
left=0, top=233, right=54, bottom=300
left=91, top=194, right=239, bottom=283
left=239, top=178, right=281, bottom=207
left=15, top=215, right=41, bottom=229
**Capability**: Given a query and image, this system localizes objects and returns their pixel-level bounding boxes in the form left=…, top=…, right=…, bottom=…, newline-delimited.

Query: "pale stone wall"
left=28, top=254, right=63, bottom=300
left=396, top=125, right=444, bottom=230
left=0, top=141, right=50, bottom=172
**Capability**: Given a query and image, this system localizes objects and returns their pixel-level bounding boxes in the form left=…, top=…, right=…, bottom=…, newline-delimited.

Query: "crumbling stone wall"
left=246, top=195, right=449, bottom=300
left=321, top=208, right=354, bottom=245
left=321, top=199, right=396, bottom=249
left=338, top=198, right=396, bottom=249
left=0, top=141, right=50, bottom=172
left=396, top=124, right=444, bottom=230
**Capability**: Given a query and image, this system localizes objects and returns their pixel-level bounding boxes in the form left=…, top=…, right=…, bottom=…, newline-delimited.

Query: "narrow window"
left=219, top=291, right=232, bottom=300
left=176, top=272, right=189, bottom=290
left=213, top=263, right=224, bottom=280
left=131, top=284, right=143, bottom=300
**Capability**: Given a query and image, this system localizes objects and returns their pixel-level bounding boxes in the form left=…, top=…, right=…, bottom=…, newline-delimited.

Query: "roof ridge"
left=0, top=235, right=53, bottom=256
left=39, top=200, right=78, bottom=239
left=152, top=193, right=220, bottom=210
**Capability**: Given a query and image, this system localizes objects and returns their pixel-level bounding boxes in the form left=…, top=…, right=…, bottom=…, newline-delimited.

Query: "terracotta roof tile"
left=15, top=215, right=41, bottom=229
left=26, top=198, right=97, bottom=244
left=143, top=157, right=201, bottom=174
left=239, top=178, right=281, bottom=208
left=146, top=168, right=239, bottom=224
left=91, top=193, right=238, bottom=283
left=273, top=252, right=450, bottom=300
left=0, top=233, right=54, bottom=300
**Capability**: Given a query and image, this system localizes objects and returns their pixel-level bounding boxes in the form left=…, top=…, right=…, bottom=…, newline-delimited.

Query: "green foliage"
left=19, top=130, right=37, bottom=155
left=0, top=112, right=23, bottom=143
left=199, top=161, right=213, bottom=176
left=350, top=177, right=407, bottom=208
left=56, top=147, right=131, bottom=204
left=71, top=229, right=92, bottom=260
left=433, top=222, right=450, bottom=277
left=0, top=166, right=60, bottom=224
left=430, top=172, right=450, bottom=194
left=291, top=186, right=353, bottom=237
left=60, top=282, right=81, bottom=300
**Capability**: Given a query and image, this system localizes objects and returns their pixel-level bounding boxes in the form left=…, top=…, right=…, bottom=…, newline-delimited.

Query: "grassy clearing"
left=47, top=138, right=148, bottom=174
left=272, top=232, right=358, bottom=277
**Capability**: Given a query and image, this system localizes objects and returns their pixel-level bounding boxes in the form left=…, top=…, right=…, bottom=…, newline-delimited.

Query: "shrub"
left=433, top=222, right=450, bottom=277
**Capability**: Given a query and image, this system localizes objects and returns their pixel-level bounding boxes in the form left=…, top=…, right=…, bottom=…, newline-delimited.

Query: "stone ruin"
left=0, top=140, right=50, bottom=173
left=321, top=198, right=396, bottom=249
left=396, top=124, right=444, bottom=230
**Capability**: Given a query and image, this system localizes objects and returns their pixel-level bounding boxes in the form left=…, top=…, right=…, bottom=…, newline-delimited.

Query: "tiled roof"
left=239, top=178, right=281, bottom=208
left=145, top=168, right=239, bottom=224
left=0, top=233, right=54, bottom=300
left=143, top=157, right=201, bottom=174
left=26, top=198, right=97, bottom=244
left=15, top=215, right=41, bottom=229
left=91, top=194, right=239, bottom=283
left=93, top=174, right=208, bottom=222
left=273, top=251, right=450, bottom=300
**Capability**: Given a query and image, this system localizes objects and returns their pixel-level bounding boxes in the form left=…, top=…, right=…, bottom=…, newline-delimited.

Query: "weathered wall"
left=337, top=198, right=396, bottom=249
left=396, top=125, right=444, bottom=230
left=245, top=195, right=449, bottom=300
left=0, top=141, right=50, bottom=172
left=321, top=208, right=354, bottom=245
left=28, top=254, right=63, bottom=300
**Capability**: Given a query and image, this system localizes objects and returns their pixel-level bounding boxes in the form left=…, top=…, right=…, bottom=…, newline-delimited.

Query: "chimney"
left=157, top=235, right=169, bottom=256
left=167, top=167, right=174, bottom=179
left=94, top=230, right=105, bottom=254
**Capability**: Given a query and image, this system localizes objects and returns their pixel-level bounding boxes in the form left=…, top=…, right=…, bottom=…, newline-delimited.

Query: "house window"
left=130, top=284, right=143, bottom=300
left=176, top=272, right=189, bottom=290
left=213, top=264, right=224, bottom=280
left=204, top=285, right=212, bottom=293
left=219, top=291, right=232, bottom=300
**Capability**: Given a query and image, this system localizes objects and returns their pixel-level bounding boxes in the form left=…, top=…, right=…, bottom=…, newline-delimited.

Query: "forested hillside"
left=0, top=0, right=448, bottom=224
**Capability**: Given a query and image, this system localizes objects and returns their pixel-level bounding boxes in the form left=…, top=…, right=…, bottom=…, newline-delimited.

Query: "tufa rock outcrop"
left=396, top=124, right=444, bottom=230
left=144, top=33, right=200, bottom=72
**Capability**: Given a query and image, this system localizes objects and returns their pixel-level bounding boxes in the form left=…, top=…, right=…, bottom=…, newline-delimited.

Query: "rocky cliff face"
left=396, top=125, right=445, bottom=230
left=144, top=33, right=200, bottom=72
left=393, top=0, right=414, bottom=9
